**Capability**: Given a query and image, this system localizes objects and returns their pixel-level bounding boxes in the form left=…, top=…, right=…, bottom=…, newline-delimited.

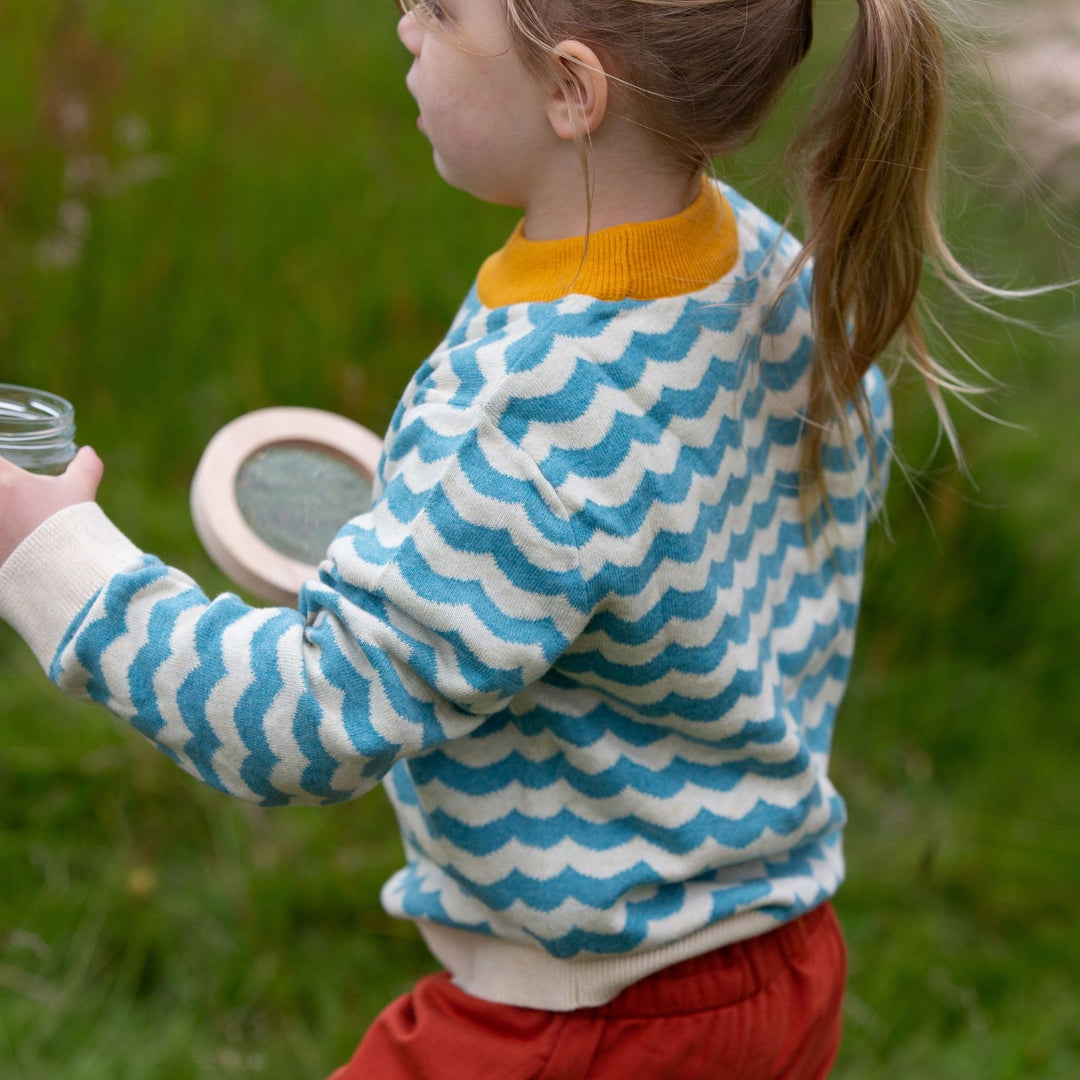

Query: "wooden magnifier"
left=191, top=407, right=383, bottom=605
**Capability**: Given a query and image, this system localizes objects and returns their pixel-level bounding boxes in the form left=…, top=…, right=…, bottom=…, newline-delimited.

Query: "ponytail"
left=794, top=0, right=951, bottom=497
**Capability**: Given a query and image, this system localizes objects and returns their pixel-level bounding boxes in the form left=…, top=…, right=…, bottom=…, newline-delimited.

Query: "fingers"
left=0, top=446, right=103, bottom=487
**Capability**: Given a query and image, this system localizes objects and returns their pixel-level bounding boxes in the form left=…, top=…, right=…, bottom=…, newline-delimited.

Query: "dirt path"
left=989, top=0, right=1080, bottom=196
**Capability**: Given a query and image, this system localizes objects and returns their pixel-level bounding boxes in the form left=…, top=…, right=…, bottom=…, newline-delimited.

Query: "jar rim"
left=0, top=383, right=76, bottom=447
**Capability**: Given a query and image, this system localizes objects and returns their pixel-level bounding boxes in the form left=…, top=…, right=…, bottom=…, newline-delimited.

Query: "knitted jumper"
left=0, top=180, right=891, bottom=1009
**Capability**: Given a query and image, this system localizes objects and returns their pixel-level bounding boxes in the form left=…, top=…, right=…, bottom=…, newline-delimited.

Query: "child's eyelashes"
left=398, top=0, right=451, bottom=23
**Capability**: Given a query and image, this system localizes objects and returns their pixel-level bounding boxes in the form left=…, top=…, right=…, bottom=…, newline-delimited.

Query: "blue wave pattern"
left=50, top=182, right=891, bottom=959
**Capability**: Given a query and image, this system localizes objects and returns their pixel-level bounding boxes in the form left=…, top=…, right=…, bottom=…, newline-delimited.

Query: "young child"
left=1, top=0, right=957, bottom=1075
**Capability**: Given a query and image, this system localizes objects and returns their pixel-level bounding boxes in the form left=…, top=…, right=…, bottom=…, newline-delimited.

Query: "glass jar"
left=0, top=383, right=78, bottom=475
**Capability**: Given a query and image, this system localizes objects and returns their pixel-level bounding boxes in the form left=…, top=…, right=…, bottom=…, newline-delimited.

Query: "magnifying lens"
left=191, top=407, right=382, bottom=605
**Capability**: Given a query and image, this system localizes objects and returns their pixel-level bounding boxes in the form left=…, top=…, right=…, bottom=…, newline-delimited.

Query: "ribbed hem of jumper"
left=416, top=905, right=788, bottom=1011
left=476, top=179, right=738, bottom=307
left=0, top=502, right=143, bottom=670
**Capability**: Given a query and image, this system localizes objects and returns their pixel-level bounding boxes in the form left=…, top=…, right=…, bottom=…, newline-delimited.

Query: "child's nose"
left=397, top=11, right=421, bottom=55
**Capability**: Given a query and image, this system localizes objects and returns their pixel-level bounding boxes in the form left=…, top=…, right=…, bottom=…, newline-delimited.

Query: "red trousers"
left=328, top=903, right=846, bottom=1080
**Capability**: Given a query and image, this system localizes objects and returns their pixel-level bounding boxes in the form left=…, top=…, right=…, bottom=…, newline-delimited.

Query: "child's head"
left=400, top=0, right=816, bottom=176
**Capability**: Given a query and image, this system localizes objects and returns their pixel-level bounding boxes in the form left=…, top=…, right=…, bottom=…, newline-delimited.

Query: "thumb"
left=61, top=446, right=105, bottom=501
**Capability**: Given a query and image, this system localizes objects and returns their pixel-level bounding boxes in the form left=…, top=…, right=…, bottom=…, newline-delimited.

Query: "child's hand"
left=0, top=447, right=104, bottom=567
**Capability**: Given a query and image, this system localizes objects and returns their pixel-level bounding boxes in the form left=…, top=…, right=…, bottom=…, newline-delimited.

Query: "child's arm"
left=0, top=423, right=591, bottom=807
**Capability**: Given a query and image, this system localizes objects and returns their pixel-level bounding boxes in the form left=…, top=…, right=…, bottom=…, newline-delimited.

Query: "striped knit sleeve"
left=45, top=416, right=591, bottom=807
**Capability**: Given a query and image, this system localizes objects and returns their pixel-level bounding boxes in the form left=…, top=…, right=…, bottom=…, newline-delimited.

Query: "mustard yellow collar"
left=476, top=180, right=738, bottom=308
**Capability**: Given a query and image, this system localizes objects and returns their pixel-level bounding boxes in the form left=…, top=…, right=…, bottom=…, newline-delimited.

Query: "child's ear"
left=546, top=40, right=608, bottom=140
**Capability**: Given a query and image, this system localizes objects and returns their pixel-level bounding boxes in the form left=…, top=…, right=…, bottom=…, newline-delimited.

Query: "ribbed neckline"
left=476, top=180, right=738, bottom=308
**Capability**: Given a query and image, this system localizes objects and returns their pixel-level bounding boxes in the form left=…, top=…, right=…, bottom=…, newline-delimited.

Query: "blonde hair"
left=500, top=0, right=960, bottom=503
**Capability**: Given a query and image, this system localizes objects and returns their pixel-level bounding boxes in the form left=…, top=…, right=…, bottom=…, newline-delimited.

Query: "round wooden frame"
left=190, top=407, right=382, bottom=605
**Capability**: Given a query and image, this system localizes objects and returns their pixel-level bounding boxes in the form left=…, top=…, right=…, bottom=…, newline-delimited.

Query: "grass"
left=1, top=0, right=1079, bottom=1076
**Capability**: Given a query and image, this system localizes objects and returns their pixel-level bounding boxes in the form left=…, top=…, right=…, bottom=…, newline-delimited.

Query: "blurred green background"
left=1, top=1, right=1078, bottom=1077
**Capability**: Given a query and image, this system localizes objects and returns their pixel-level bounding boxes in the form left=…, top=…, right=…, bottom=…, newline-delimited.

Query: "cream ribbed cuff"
left=0, top=503, right=143, bottom=670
